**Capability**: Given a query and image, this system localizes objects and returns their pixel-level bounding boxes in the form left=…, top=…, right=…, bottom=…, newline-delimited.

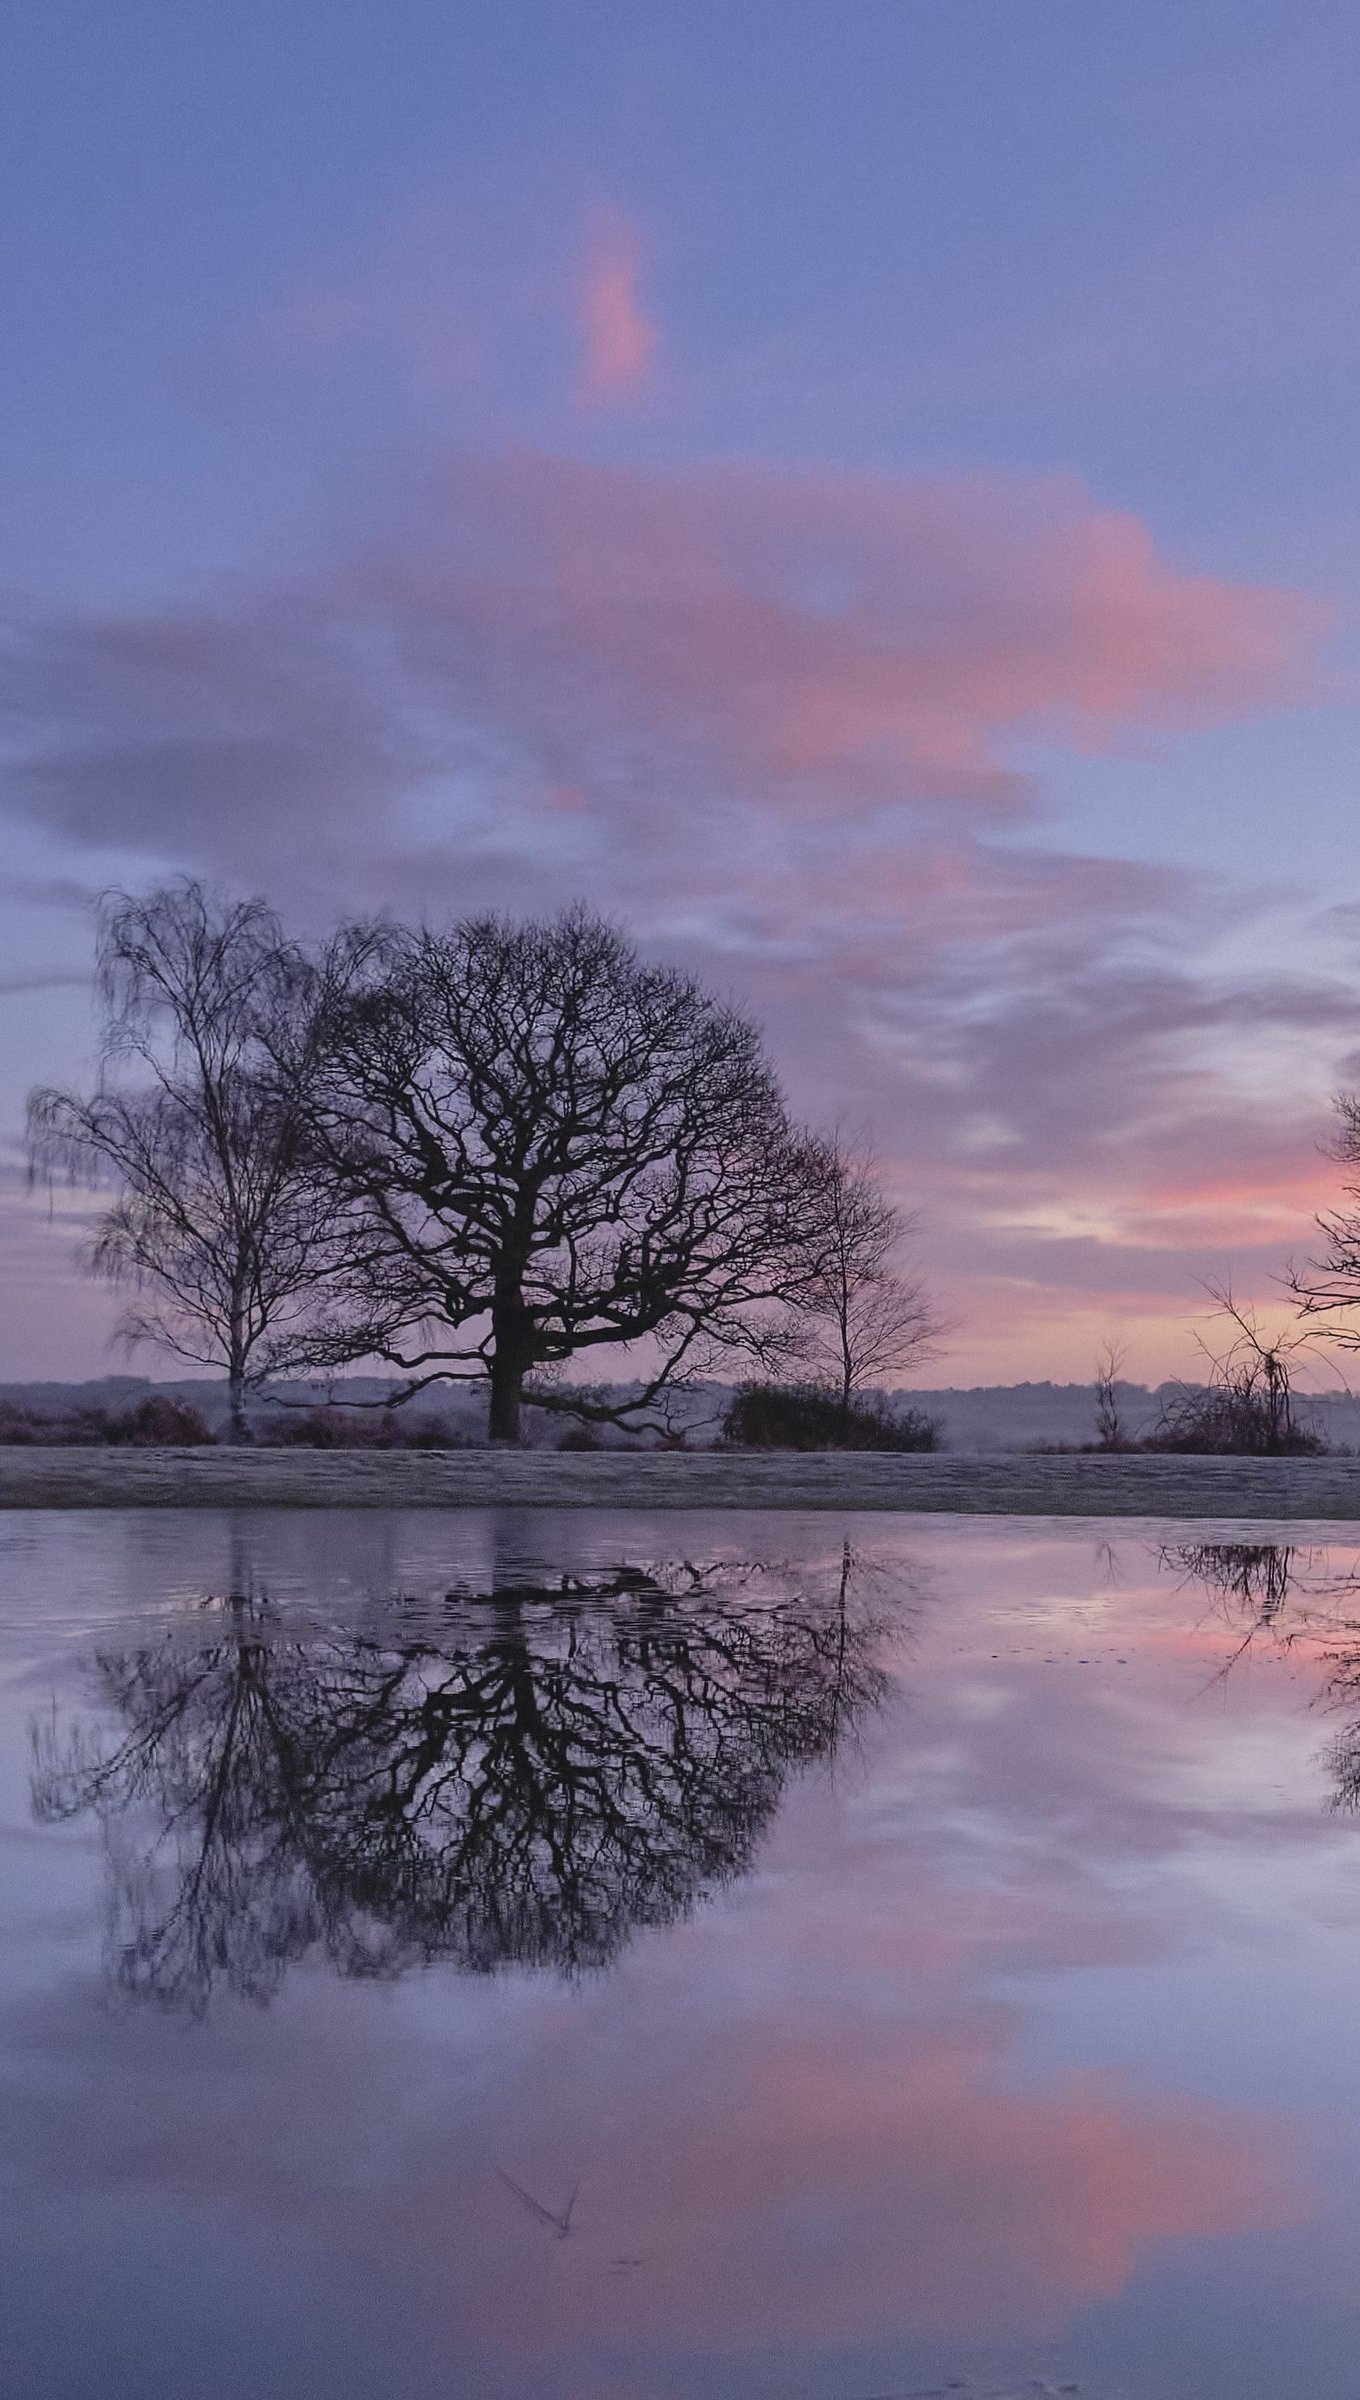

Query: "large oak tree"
left=290, top=907, right=828, bottom=1440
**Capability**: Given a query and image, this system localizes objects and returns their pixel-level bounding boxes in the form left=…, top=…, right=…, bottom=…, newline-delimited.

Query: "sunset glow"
left=1, top=4, right=1357, bottom=1385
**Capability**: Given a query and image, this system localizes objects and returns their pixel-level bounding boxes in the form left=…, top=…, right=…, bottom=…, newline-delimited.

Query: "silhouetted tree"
left=27, top=883, right=342, bottom=1441
left=798, top=1133, right=940, bottom=1426
left=282, top=909, right=829, bottom=1441
left=1093, top=1340, right=1128, bottom=1450
left=31, top=1556, right=889, bottom=2012
left=1289, top=1094, right=1360, bottom=1355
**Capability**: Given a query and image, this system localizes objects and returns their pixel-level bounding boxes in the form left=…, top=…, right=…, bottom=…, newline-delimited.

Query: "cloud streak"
left=0, top=449, right=1342, bottom=1372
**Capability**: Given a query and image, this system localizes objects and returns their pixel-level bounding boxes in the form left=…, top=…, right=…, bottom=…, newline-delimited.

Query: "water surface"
left=3, top=1509, right=1360, bottom=2398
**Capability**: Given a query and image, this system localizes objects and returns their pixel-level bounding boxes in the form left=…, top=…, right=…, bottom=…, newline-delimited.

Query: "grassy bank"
left=1, top=1447, right=1360, bottom=1515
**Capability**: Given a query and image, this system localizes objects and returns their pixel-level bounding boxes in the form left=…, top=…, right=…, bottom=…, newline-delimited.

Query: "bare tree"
left=1093, top=1339, right=1127, bottom=1449
left=1289, top=1093, right=1360, bottom=1351
left=28, top=882, right=342, bottom=1442
left=797, top=1133, right=941, bottom=1427
left=283, top=908, right=828, bottom=1442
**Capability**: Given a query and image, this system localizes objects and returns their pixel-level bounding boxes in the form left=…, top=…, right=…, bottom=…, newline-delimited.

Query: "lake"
left=2, top=1508, right=1359, bottom=2398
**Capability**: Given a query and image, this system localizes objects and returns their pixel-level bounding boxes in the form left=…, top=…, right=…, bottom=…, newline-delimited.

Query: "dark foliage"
left=0, top=1395, right=213, bottom=1446
left=269, top=1405, right=472, bottom=1450
left=721, top=1380, right=941, bottom=1452
left=1143, top=1380, right=1325, bottom=1456
left=105, top=1395, right=215, bottom=1446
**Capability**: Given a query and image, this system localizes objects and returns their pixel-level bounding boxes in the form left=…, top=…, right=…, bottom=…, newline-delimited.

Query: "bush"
left=0, top=1395, right=214, bottom=1445
left=720, top=1382, right=941, bottom=1453
left=105, top=1395, right=214, bottom=1446
left=272, top=1406, right=392, bottom=1448
left=400, top=1414, right=474, bottom=1451
left=1143, top=1383, right=1326, bottom=1457
left=0, top=1401, right=101, bottom=1446
left=557, top=1424, right=603, bottom=1451
left=270, top=1405, right=473, bottom=1449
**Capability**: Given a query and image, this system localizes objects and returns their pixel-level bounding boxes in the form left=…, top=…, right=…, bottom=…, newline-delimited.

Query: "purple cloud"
left=0, top=449, right=1343, bottom=1375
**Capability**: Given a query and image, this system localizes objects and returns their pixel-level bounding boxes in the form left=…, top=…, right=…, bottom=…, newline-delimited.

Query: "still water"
left=3, top=1509, right=1360, bottom=2399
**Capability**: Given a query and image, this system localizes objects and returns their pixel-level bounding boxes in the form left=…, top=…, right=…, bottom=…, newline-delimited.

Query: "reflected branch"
left=1158, top=1540, right=1360, bottom=1804
left=32, top=1555, right=894, bottom=2013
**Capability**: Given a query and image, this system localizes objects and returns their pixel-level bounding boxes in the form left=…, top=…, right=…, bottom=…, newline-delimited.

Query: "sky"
left=1, top=0, right=1359, bottom=1385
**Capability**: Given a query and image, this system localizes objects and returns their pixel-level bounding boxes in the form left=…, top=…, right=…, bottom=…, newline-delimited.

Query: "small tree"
left=798, top=1134, right=940, bottom=1427
left=28, top=882, right=341, bottom=1442
left=289, top=908, right=829, bottom=1443
left=1093, top=1339, right=1128, bottom=1449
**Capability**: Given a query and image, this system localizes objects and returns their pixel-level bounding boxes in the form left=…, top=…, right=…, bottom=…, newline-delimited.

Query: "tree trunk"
left=227, top=1371, right=249, bottom=1446
left=488, top=1351, right=523, bottom=1445
left=838, top=1332, right=853, bottom=1434
left=489, top=1289, right=532, bottom=1445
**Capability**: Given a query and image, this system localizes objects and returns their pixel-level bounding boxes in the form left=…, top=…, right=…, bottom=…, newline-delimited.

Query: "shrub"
left=400, top=1414, right=474, bottom=1451
left=0, top=1401, right=100, bottom=1446
left=270, top=1405, right=473, bottom=1449
left=105, top=1395, right=214, bottom=1446
left=0, top=1395, right=214, bottom=1445
left=1143, top=1382, right=1326, bottom=1457
left=720, top=1381, right=941, bottom=1453
left=273, top=1406, right=390, bottom=1448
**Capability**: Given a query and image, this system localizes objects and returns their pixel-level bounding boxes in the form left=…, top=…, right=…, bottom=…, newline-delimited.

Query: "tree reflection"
left=1159, top=1538, right=1360, bottom=1809
left=1159, top=1540, right=1298, bottom=1622
left=32, top=1551, right=890, bottom=2012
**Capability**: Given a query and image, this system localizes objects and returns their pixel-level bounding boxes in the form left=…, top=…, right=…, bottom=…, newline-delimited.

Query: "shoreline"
left=0, top=1446, right=1359, bottom=1515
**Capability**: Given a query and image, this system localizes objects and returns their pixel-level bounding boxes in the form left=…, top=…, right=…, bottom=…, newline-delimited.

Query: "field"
left=2, top=1445, right=1360, bottom=1514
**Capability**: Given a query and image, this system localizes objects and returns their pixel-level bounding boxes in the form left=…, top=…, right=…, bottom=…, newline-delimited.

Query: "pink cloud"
left=577, top=212, right=657, bottom=402
left=425, top=2018, right=1294, bottom=2352
left=353, top=451, right=1325, bottom=841
left=0, top=446, right=1345, bottom=1378
left=257, top=198, right=664, bottom=413
left=7, top=451, right=1320, bottom=881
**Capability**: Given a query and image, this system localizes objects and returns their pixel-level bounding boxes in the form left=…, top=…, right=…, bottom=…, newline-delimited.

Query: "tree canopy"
left=288, top=907, right=831, bottom=1438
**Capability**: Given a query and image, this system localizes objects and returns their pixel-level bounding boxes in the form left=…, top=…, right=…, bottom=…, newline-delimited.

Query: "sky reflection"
left=3, top=1509, right=1360, bottom=2397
